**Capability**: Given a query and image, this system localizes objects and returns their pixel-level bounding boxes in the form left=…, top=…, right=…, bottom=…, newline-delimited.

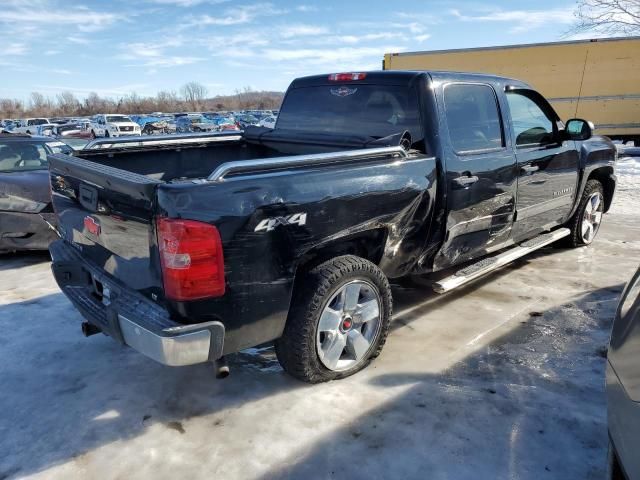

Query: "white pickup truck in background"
left=90, top=114, right=141, bottom=138
left=12, top=118, right=51, bottom=134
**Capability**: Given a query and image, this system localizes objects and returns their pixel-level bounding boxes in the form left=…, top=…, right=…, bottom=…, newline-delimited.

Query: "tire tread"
left=275, top=255, right=392, bottom=383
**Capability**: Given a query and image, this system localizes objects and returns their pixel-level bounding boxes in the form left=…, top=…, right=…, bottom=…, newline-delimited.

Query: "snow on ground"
left=0, top=166, right=639, bottom=480
left=612, top=156, right=640, bottom=215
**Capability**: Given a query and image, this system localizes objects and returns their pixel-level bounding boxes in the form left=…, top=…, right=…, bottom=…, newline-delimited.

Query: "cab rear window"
left=277, top=85, right=423, bottom=148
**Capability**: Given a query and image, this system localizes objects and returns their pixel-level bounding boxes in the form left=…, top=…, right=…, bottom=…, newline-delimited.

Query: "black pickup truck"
left=48, top=71, right=617, bottom=383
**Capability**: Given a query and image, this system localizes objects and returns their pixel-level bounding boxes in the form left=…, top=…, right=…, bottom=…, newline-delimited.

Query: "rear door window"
left=0, top=142, right=48, bottom=172
left=444, top=83, right=504, bottom=154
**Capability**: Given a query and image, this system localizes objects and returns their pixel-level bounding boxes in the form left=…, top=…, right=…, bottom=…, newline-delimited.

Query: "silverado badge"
left=330, top=86, right=357, bottom=97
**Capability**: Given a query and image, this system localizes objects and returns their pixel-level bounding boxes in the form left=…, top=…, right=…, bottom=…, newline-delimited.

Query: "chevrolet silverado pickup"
left=48, top=71, right=617, bottom=383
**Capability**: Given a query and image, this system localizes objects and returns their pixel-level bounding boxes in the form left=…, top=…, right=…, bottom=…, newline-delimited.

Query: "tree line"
left=0, top=82, right=284, bottom=119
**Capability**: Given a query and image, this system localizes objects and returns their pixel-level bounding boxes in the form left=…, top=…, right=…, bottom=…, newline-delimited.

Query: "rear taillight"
left=157, top=217, right=225, bottom=301
left=328, top=72, right=367, bottom=81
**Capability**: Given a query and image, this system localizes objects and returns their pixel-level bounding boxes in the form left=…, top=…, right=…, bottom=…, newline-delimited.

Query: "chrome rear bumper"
left=50, top=239, right=225, bottom=366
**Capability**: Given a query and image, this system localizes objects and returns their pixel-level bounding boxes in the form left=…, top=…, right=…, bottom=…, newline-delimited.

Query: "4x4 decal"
left=254, top=213, right=307, bottom=233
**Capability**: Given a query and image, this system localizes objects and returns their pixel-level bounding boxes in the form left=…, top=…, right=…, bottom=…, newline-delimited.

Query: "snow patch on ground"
left=612, top=156, right=640, bottom=215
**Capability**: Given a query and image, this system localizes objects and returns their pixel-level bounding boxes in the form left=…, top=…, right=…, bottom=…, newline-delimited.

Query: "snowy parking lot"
left=0, top=158, right=638, bottom=480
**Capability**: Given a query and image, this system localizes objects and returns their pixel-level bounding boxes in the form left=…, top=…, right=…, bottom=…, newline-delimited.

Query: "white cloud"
left=279, top=24, right=329, bottom=38
left=0, top=7, right=123, bottom=32
left=415, top=34, right=431, bottom=43
left=147, top=0, right=230, bottom=5
left=295, top=5, right=319, bottom=12
left=67, top=36, right=91, bottom=45
left=181, top=3, right=286, bottom=28
left=339, top=32, right=406, bottom=44
left=263, top=46, right=404, bottom=64
left=0, top=43, right=28, bottom=56
left=134, top=56, right=205, bottom=68
left=450, top=8, right=574, bottom=34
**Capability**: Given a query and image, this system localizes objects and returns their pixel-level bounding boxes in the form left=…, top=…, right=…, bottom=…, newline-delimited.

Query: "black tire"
left=561, top=179, right=604, bottom=248
left=275, top=255, right=392, bottom=383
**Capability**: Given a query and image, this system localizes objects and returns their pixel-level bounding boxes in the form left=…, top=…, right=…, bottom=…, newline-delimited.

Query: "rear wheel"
left=275, top=255, right=392, bottom=383
left=563, top=179, right=604, bottom=247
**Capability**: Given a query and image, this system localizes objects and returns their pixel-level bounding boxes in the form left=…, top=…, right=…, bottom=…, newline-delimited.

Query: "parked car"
left=48, top=70, right=616, bottom=383
left=175, top=114, right=218, bottom=133
left=258, top=115, right=277, bottom=129
left=13, top=118, right=51, bottom=135
left=90, top=114, right=141, bottom=138
left=607, top=266, right=640, bottom=479
left=132, top=115, right=172, bottom=135
left=235, top=114, right=259, bottom=129
left=1, top=119, right=16, bottom=131
left=54, top=121, right=93, bottom=140
left=0, top=134, right=72, bottom=253
left=207, top=116, right=241, bottom=132
left=35, top=123, right=58, bottom=137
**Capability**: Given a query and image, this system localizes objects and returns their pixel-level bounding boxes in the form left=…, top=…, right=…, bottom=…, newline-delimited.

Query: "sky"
left=0, top=0, right=594, bottom=101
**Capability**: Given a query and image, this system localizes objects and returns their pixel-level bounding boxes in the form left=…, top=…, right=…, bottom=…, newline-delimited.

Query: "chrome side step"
left=432, top=228, right=570, bottom=294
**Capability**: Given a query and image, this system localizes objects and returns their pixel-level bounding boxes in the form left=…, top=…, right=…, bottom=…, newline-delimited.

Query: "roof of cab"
left=0, top=133, right=53, bottom=142
left=289, top=70, right=531, bottom=89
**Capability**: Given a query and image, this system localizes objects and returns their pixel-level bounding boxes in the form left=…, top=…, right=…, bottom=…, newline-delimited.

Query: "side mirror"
left=565, top=118, right=592, bottom=141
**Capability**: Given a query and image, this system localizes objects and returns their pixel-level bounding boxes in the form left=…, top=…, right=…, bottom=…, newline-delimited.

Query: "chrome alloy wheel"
left=581, top=191, right=604, bottom=244
left=316, top=280, right=382, bottom=372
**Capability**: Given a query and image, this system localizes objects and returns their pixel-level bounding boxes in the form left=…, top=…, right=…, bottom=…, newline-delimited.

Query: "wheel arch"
left=294, top=228, right=388, bottom=277
left=587, top=166, right=615, bottom=212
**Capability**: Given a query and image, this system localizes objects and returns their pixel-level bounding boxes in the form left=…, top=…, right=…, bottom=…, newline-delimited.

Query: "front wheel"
left=563, top=179, right=605, bottom=247
left=275, top=255, right=392, bottom=383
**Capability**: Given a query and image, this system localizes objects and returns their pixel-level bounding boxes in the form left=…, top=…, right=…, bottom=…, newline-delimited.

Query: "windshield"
left=189, top=116, right=207, bottom=123
left=277, top=84, right=423, bottom=145
left=46, top=141, right=74, bottom=155
left=106, top=115, right=132, bottom=123
left=0, top=141, right=49, bottom=172
left=29, top=119, right=49, bottom=126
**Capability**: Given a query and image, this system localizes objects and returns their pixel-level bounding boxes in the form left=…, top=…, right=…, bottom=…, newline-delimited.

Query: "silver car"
left=607, top=266, right=640, bottom=479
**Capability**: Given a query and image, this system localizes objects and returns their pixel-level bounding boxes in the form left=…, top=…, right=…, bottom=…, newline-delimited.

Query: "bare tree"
left=56, top=91, right=80, bottom=116
left=156, top=90, right=180, bottom=112
left=180, top=82, right=208, bottom=111
left=29, top=92, right=53, bottom=117
left=0, top=98, right=23, bottom=118
left=571, top=0, right=640, bottom=35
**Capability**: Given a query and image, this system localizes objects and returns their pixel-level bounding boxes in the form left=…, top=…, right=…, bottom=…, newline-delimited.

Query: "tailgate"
left=48, top=153, right=162, bottom=296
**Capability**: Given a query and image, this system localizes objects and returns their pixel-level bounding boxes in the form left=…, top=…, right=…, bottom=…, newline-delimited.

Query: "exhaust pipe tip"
left=215, top=357, right=230, bottom=379
left=81, top=322, right=101, bottom=337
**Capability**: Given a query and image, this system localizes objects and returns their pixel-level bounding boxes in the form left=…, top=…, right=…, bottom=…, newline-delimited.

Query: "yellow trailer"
left=384, top=37, right=640, bottom=142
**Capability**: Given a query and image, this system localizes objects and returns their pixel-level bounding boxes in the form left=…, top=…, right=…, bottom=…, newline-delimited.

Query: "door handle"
left=520, top=165, right=539, bottom=174
left=452, top=175, right=479, bottom=187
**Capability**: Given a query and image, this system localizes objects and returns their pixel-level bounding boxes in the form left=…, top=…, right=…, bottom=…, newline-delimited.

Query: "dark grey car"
left=0, top=134, right=71, bottom=253
left=607, top=266, right=640, bottom=479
